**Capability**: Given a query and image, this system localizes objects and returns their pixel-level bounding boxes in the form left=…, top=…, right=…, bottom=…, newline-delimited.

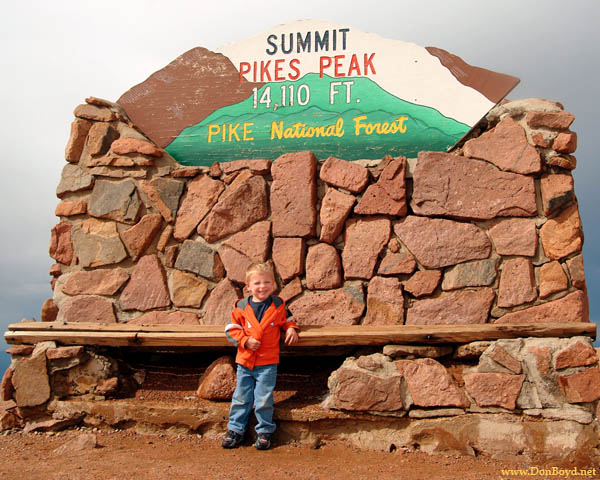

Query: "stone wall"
left=44, top=96, right=586, bottom=327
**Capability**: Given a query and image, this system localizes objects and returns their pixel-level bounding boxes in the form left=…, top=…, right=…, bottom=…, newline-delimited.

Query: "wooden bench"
left=4, top=321, right=595, bottom=348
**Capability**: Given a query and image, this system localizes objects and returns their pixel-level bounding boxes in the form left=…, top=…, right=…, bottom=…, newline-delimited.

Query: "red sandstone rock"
left=363, top=276, right=404, bottom=325
left=198, top=173, right=268, bottom=243
left=488, top=218, right=537, bottom=257
left=121, top=213, right=163, bottom=260
left=343, top=217, right=390, bottom=279
left=319, top=156, right=370, bottom=193
left=1, top=368, right=14, bottom=401
left=525, top=111, right=575, bottom=129
left=59, top=296, right=117, bottom=323
left=86, top=122, right=119, bottom=156
left=387, top=238, right=400, bottom=253
left=139, top=178, right=184, bottom=224
left=354, top=157, right=407, bottom=216
left=71, top=218, right=128, bottom=268
left=55, top=200, right=87, bottom=217
left=412, top=152, right=537, bottom=219
left=487, top=345, right=522, bottom=374
left=552, top=132, right=577, bottom=154
left=63, top=269, right=130, bottom=296
left=495, top=290, right=588, bottom=324
left=540, top=173, right=574, bottom=216
left=272, top=237, right=305, bottom=283
left=96, top=377, right=119, bottom=396
left=289, top=283, right=364, bottom=325
left=40, top=298, right=59, bottom=322
left=219, top=221, right=271, bottom=284
left=65, top=118, right=92, bottom=163
left=46, top=346, right=85, bottom=360
left=74, top=103, right=116, bottom=122
left=555, top=342, right=598, bottom=370
left=305, top=243, right=342, bottom=290
left=168, top=270, right=209, bottom=308
left=396, top=358, right=468, bottom=407
left=270, top=152, right=317, bottom=237
left=56, top=164, right=95, bottom=198
left=202, top=279, right=242, bottom=325
left=539, top=261, right=568, bottom=299
left=87, top=153, right=153, bottom=167
left=566, top=254, right=586, bottom=289
left=111, top=138, right=163, bottom=158
left=164, top=244, right=178, bottom=268
left=171, top=166, right=203, bottom=178
left=531, top=132, right=549, bottom=148
left=546, top=154, right=577, bottom=170
left=156, top=225, right=173, bottom=252
left=221, top=159, right=271, bottom=175
left=497, top=258, right=537, bottom=308
left=279, top=277, right=303, bottom=303
left=120, top=254, right=171, bottom=311
left=540, top=204, right=583, bottom=260
left=209, top=162, right=222, bottom=178
left=319, top=188, right=355, bottom=243
left=174, top=241, right=224, bottom=281
left=394, top=216, right=491, bottom=269
left=558, top=367, right=600, bottom=403
left=527, top=346, right=552, bottom=376
left=197, top=356, right=237, bottom=400
left=377, top=252, right=416, bottom=276
left=49, top=222, right=73, bottom=265
left=128, top=310, right=199, bottom=325
left=403, top=270, right=441, bottom=298
left=5, top=346, right=34, bottom=356
left=463, top=372, right=525, bottom=409
left=406, top=288, right=495, bottom=325
left=174, top=175, right=224, bottom=241
left=441, top=257, right=499, bottom=291
left=463, top=117, right=541, bottom=174
left=49, top=263, right=62, bottom=277
left=12, top=350, right=51, bottom=407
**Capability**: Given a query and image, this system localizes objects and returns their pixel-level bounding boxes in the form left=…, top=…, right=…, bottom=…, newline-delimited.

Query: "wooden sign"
left=118, top=20, right=519, bottom=166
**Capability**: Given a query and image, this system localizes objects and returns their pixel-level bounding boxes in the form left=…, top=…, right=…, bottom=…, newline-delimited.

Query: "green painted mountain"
left=165, top=73, right=470, bottom=165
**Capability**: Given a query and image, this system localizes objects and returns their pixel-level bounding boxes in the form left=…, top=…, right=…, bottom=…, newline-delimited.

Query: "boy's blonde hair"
left=245, top=262, right=275, bottom=284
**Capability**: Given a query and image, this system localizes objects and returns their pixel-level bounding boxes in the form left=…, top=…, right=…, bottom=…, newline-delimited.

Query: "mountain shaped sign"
left=118, top=20, right=519, bottom=166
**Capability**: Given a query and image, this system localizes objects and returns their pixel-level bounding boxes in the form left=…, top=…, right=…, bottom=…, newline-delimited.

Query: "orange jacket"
left=225, top=296, right=299, bottom=370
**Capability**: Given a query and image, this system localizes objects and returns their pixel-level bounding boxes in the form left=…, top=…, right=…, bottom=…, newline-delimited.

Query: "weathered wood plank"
left=4, top=322, right=595, bottom=347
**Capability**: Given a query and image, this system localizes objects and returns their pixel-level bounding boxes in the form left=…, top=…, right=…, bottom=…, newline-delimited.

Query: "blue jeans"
left=227, top=364, right=277, bottom=435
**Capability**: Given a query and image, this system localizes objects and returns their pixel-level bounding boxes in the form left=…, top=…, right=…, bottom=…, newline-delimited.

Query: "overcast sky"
left=1, top=0, right=598, bottom=371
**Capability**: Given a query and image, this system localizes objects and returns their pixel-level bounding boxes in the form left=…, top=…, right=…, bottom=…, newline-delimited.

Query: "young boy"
left=222, top=262, right=299, bottom=450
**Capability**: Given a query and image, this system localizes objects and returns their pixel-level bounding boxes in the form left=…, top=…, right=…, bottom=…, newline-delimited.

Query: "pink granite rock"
left=305, top=243, right=342, bottom=290
left=558, top=367, right=600, bottom=403
left=540, top=204, right=583, bottom=260
left=168, top=270, right=209, bottom=308
left=319, top=188, right=355, bottom=244
left=59, top=296, right=117, bottom=323
left=221, top=159, right=271, bottom=175
left=394, top=216, right=491, bottom=269
left=202, top=279, right=242, bottom=325
left=74, top=103, right=116, bottom=122
left=546, top=154, right=577, bottom=170
left=566, top=254, right=586, bottom=289
left=497, top=258, right=537, bottom=308
left=128, top=310, right=199, bottom=325
left=403, top=270, right=441, bottom=298
left=174, top=175, right=224, bottom=240
left=377, top=252, right=416, bottom=276
left=71, top=218, right=128, bottom=267
left=289, top=283, right=364, bottom=325
left=86, top=122, right=119, bottom=156
left=487, top=345, right=522, bottom=374
left=219, top=221, right=271, bottom=284
left=396, top=358, right=468, bottom=407
left=488, top=218, right=537, bottom=257
left=463, top=117, right=541, bottom=174
left=406, top=288, right=495, bottom=325
left=279, top=277, right=303, bottom=303
left=363, top=276, right=404, bottom=325
left=555, top=342, right=598, bottom=370
left=12, top=350, right=50, bottom=407
left=121, top=213, right=163, bottom=260
left=552, top=132, right=577, bottom=154
left=463, top=373, right=525, bottom=409
left=354, top=157, right=407, bottom=215
left=120, top=254, right=171, bottom=311
left=55, top=200, right=87, bottom=217
left=197, top=356, right=237, bottom=400
left=111, top=138, right=163, bottom=157
left=319, top=156, right=370, bottom=193
left=343, top=217, right=390, bottom=279
left=525, top=111, right=575, bottom=129
left=539, top=261, right=568, bottom=299
left=540, top=173, right=574, bottom=216
left=270, top=152, right=317, bottom=237
left=411, top=152, right=537, bottom=219
left=49, top=222, right=73, bottom=265
left=139, top=178, right=184, bottom=224
left=272, top=237, right=305, bottom=283
left=495, top=290, right=588, bottom=324
left=198, top=172, right=268, bottom=242
left=65, top=118, right=92, bottom=163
